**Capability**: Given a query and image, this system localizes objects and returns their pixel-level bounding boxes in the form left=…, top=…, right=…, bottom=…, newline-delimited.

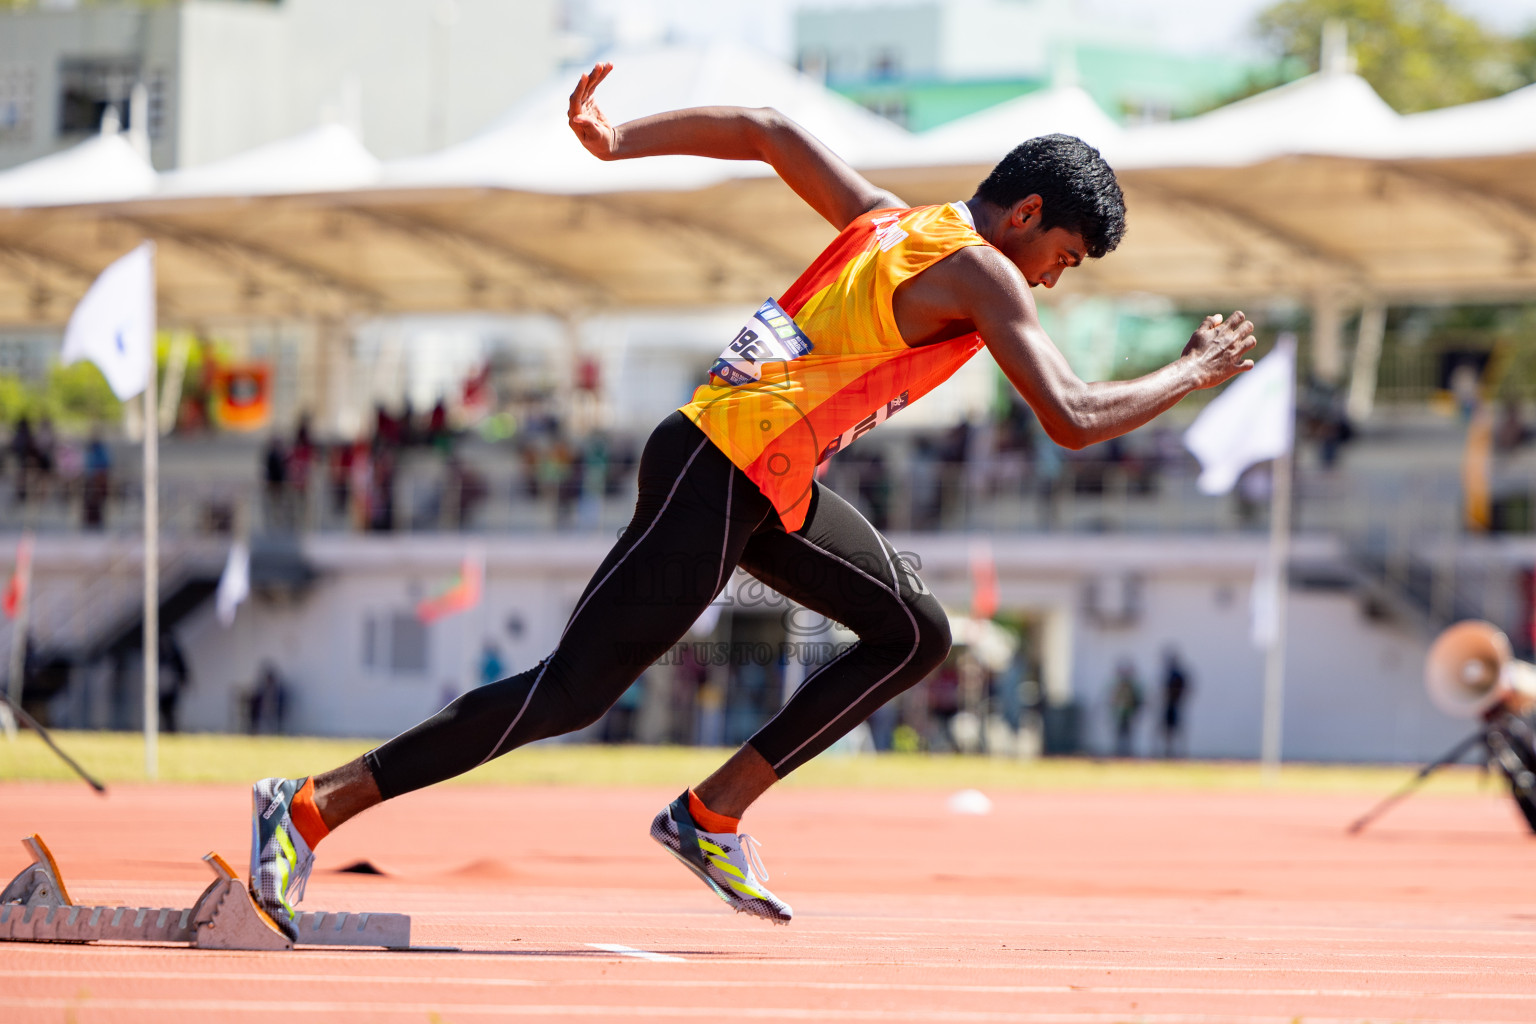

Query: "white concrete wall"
left=794, top=5, right=942, bottom=81
left=175, top=1, right=289, bottom=171
left=2, top=0, right=557, bottom=172
left=905, top=534, right=1470, bottom=763
left=939, top=0, right=1059, bottom=81
left=178, top=0, right=559, bottom=166
left=166, top=533, right=1474, bottom=762
left=10, top=531, right=1479, bottom=762
left=0, top=5, right=181, bottom=169
left=172, top=535, right=592, bottom=737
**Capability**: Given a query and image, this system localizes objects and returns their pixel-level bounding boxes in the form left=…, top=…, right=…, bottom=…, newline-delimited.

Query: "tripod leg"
left=1, top=694, right=107, bottom=795
left=1486, top=721, right=1536, bottom=834
left=1347, top=728, right=1486, bottom=835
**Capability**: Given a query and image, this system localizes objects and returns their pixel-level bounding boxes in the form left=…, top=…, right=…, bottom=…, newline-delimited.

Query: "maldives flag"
left=416, top=555, right=483, bottom=624
left=3, top=534, right=33, bottom=620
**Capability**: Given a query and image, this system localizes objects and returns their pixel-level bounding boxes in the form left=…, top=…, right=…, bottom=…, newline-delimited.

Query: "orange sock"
left=687, top=789, right=740, bottom=834
left=290, top=777, right=330, bottom=850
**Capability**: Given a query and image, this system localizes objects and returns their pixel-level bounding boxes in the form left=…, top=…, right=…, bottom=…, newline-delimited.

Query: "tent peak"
left=0, top=133, right=157, bottom=208
left=156, top=122, right=381, bottom=199
left=1207, top=71, right=1397, bottom=125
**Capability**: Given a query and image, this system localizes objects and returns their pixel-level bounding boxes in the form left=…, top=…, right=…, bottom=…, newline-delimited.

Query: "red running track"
left=3, top=779, right=1535, bottom=1023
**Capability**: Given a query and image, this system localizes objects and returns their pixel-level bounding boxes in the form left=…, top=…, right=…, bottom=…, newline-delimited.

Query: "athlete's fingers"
left=1235, top=359, right=1255, bottom=371
left=568, top=64, right=611, bottom=120
left=567, top=73, right=591, bottom=118
left=577, top=63, right=610, bottom=111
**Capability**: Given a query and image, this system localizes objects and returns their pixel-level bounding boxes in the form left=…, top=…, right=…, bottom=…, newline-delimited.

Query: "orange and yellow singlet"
left=679, top=201, right=989, bottom=531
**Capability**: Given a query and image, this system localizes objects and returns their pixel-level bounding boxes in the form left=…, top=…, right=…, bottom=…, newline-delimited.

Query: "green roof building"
left=795, top=0, right=1288, bottom=130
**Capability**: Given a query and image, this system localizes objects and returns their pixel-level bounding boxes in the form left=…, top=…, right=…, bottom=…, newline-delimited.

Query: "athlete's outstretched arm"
left=568, top=62, right=900, bottom=230
left=948, top=248, right=1256, bottom=450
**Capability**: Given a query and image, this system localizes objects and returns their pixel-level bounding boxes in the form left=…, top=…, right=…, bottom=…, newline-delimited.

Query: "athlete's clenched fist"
left=1182, top=311, right=1258, bottom=390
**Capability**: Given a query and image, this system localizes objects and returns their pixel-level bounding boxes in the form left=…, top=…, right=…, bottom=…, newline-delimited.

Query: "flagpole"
left=142, top=305, right=159, bottom=780
left=1259, top=427, right=1294, bottom=778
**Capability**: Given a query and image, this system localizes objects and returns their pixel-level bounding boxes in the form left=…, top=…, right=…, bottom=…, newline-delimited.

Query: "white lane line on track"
left=2, top=971, right=1532, bottom=1002
left=586, top=943, right=686, bottom=963
left=0, top=1000, right=1519, bottom=1024
left=7, top=950, right=1535, bottom=973
left=6, top=966, right=1536, bottom=990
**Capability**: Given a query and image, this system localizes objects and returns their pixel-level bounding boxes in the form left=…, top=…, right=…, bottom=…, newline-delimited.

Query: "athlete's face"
left=1014, top=225, right=1087, bottom=289
left=996, top=195, right=1087, bottom=289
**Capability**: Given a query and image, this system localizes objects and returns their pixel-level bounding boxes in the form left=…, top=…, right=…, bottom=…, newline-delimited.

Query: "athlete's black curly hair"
left=973, top=134, right=1126, bottom=259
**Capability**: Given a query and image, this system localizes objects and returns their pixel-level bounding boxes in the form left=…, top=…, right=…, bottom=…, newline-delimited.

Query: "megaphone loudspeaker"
left=1425, top=620, right=1536, bottom=719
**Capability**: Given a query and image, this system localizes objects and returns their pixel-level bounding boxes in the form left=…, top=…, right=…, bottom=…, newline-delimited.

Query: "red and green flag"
left=416, top=555, right=483, bottom=624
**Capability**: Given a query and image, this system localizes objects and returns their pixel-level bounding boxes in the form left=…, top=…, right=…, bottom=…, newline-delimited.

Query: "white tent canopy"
left=156, top=123, right=382, bottom=199
left=901, top=85, right=1123, bottom=166
left=1108, top=70, right=1402, bottom=168
left=384, top=42, right=914, bottom=194
left=1, top=44, right=1535, bottom=327
left=1389, top=82, right=1536, bottom=159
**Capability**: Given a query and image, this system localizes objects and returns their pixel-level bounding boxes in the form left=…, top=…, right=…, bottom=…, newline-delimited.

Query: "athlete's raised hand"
left=1182, top=311, right=1257, bottom=389
left=568, top=61, right=619, bottom=159
left=562, top=60, right=899, bottom=227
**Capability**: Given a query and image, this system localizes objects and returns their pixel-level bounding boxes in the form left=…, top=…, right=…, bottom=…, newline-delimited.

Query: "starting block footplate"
left=0, top=835, right=411, bottom=951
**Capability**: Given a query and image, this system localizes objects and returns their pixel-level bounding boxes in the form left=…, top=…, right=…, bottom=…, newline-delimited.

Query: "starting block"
left=0, top=835, right=411, bottom=951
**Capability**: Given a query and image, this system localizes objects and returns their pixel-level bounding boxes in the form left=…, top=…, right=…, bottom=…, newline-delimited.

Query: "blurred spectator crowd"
left=0, top=375, right=1386, bottom=537
left=257, top=401, right=640, bottom=535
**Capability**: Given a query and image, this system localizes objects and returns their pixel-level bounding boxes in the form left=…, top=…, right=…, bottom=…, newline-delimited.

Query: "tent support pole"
left=1347, top=301, right=1387, bottom=424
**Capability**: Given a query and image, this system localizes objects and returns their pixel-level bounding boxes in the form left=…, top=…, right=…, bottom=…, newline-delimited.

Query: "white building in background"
left=795, top=0, right=1272, bottom=129
left=0, top=0, right=559, bottom=172
left=19, top=531, right=1468, bottom=764
left=796, top=0, right=1080, bottom=86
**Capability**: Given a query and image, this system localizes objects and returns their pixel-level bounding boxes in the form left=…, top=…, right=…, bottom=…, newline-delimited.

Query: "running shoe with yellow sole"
left=650, top=792, right=792, bottom=924
left=249, top=776, right=315, bottom=940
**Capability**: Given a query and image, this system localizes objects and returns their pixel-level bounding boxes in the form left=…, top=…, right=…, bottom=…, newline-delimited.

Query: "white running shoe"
left=649, top=792, right=792, bottom=924
left=249, top=777, right=316, bottom=940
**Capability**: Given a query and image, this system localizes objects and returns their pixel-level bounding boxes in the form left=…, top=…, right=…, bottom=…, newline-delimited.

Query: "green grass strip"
left=0, top=731, right=1496, bottom=795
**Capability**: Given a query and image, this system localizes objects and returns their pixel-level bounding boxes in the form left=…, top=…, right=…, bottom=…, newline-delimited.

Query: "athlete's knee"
left=858, top=590, right=950, bottom=673
left=909, top=595, right=951, bottom=675
left=537, top=688, right=609, bottom=737
left=535, top=667, right=625, bottom=738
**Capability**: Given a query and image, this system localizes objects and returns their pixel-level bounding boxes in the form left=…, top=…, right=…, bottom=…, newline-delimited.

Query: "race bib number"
left=710, top=298, right=813, bottom=387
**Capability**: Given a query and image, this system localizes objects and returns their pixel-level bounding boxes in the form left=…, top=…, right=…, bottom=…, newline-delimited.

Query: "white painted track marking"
left=0, top=1000, right=1523, bottom=1024
left=585, top=942, right=685, bottom=962
left=2, top=969, right=1532, bottom=1002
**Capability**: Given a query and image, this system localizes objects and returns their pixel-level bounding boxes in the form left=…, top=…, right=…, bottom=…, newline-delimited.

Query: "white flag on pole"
left=61, top=242, right=155, bottom=400
left=1183, top=334, right=1296, bottom=496
left=216, top=541, right=250, bottom=627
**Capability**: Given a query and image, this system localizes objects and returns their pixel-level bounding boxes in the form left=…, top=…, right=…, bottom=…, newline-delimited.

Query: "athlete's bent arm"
left=955, top=248, right=1256, bottom=450
left=568, top=62, right=898, bottom=230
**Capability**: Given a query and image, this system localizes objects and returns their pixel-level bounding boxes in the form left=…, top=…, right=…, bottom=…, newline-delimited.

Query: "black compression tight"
left=365, top=412, right=951, bottom=800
